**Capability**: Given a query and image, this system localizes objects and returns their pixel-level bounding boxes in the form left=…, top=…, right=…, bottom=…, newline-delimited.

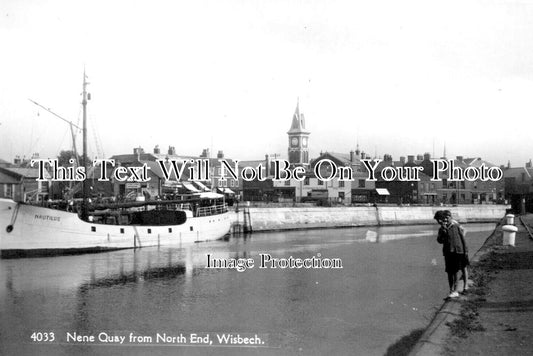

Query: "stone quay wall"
left=229, top=205, right=509, bottom=232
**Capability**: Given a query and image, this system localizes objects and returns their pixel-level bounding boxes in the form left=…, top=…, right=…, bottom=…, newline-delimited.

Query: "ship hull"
left=0, top=198, right=231, bottom=258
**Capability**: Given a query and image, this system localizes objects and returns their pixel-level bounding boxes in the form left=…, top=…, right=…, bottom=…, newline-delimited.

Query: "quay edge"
left=229, top=205, right=510, bottom=232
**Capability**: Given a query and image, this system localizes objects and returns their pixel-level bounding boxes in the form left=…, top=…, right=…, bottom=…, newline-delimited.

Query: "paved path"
left=410, top=214, right=533, bottom=356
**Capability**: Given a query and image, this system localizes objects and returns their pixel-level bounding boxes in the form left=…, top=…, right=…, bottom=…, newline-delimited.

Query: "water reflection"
left=364, top=223, right=495, bottom=243
left=0, top=223, right=497, bottom=356
left=365, top=229, right=434, bottom=243
left=0, top=250, right=201, bottom=312
left=0, top=223, right=496, bottom=295
left=81, top=264, right=187, bottom=290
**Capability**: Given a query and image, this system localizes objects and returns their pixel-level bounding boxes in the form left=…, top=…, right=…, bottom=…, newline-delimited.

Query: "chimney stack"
left=133, top=146, right=144, bottom=160
left=133, top=147, right=144, bottom=156
left=265, top=154, right=271, bottom=176
left=200, top=148, right=210, bottom=158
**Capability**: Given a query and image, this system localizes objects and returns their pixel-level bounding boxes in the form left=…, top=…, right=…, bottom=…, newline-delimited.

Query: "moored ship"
left=0, top=73, right=231, bottom=258
left=0, top=196, right=230, bottom=258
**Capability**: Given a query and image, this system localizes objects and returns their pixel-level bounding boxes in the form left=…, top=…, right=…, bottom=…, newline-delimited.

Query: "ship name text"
left=34, top=214, right=60, bottom=222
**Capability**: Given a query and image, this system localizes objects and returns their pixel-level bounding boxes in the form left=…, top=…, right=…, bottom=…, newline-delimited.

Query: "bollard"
left=502, top=225, right=518, bottom=246
left=505, top=214, right=515, bottom=225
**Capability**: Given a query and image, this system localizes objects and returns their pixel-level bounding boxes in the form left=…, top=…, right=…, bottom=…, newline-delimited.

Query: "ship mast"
left=81, top=70, right=89, bottom=220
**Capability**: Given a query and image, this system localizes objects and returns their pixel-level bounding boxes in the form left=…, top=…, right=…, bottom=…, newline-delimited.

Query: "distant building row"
left=1, top=102, right=532, bottom=211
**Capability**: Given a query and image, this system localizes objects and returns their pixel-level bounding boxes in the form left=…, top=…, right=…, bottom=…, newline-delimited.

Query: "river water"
left=0, top=223, right=496, bottom=356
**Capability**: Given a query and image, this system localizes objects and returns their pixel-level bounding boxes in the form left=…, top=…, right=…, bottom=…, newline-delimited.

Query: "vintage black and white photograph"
left=1, top=1, right=532, bottom=355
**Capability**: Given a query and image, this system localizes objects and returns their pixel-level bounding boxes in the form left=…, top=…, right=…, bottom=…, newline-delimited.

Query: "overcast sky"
left=1, top=0, right=532, bottom=166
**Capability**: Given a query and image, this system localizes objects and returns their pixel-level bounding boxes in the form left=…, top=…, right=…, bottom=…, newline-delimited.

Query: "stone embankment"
left=409, top=214, right=533, bottom=356
left=229, top=205, right=508, bottom=232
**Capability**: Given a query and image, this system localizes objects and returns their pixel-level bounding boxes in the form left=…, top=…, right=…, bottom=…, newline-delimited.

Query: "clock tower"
left=287, top=100, right=310, bottom=165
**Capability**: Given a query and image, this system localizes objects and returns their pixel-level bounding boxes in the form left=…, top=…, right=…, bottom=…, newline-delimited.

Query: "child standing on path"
left=434, top=210, right=470, bottom=298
